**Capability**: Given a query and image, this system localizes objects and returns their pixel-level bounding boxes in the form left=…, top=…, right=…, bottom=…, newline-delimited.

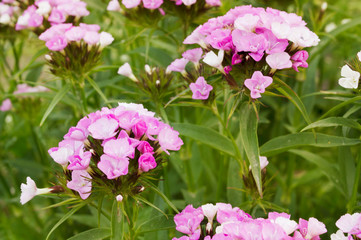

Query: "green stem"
left=89, top=202, right=111, bottom=221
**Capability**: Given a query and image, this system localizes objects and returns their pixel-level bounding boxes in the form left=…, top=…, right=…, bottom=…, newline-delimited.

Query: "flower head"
left=189, top=76, right=213, bottom=100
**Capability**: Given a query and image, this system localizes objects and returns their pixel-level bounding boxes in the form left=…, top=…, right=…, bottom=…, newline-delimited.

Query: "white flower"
left=116, top=194, right=123, bottom=202
left=36, top=1, right=52, bottom=15
left=288, top=26, right=320, bottom=48
left=330, top=230, right=348, bottom=240
left=338, top=65, right=360, bottom=89
left=202, top=203, right=218, bottom=222
left=20, top=177, right=51, bottom=205
left=107, top=0, right=121, bottom=11
left=99, top=32, right=114, bottom=48
left=203, top=50, right=224, bottom=73
left=117, top=63, right=138, bottom=82
left=234, top=14, right=260, bottom=32
left=0, top=14, right=10, bottom=24
left=274, top=217, right=298, bottom=235
left=357, top=51, right=361, bottom=62
left=144, top=64, right=152, bottom=74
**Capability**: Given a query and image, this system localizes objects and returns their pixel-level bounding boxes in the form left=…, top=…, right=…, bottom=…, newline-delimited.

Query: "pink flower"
left=45, top=35, right=68, bottom=51
left=117, top=63, right=138, bottom=82
left=138, top=152, right=157, bottom=172
left=232, top=29, right=267, bottom=61
left=103, top=138, right=134, bottom=159
left=99, top=32, right=114, bottom=48
left=57, top=1, right=89, bottom=16
left=174, top=205, right=204, bottom=235
left=48, top=146, right=74, bottom=166
left=166, top=58, right=189, bottom=74
left=67, top=150, right=92, bottom=170
left=117, top=110, right=140, bottom=130
left=336, top=213, right=361, bottom=235
left=107, top=0, right=121, bottom=11
left=0, top=98, right=12, bottom=112
left=48, top=8, right=66, bottom=24
left=64, top=127, right=88, bottom=141
left=205, top=29, right=233, bottom=51
left=122, top=0, right=141, bottom=8
left=83, top=31, right=100, bottom=45
left=132, top=120, right=147, bottom=139
left=67, top=170, right=92, bottom=199
left=158, top=126, right=183, bottom=154
left=182, top=48, right=203, bottom=63
left=189, top=76, right=213, bottom=100
left=20, top=177, right=51, bottom=205
left=291, top=50, right=309, bottom=72
left=266, top=52, right=292, bottom=70
left=181, top=0, right=196, bottom=6
left=65, top=26, right=86, bottom=41
left=39, top=23, right=73, bottom=41
left=183, top=26, right=207, bottom=48
left=88, top=115, right=119, bottom=140
left=298, top=217, right=327, bottom=239
left=137, top=141, right=154, bottom=154
left=27, top=13, right=43, bottom=27
left=205, top=0, right=221, bottom=6
left=98, top=154, right=129, bottom=179
left=79, top=23, right=100, bottom=32
left=244, top=71, right=273, bottom=99
left=142, top=0, right=163, bottom=9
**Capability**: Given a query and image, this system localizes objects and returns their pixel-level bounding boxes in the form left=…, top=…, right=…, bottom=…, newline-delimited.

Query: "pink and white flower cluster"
left=48, top=103, right=183, bottom=200
left=180, top=5, right=319, bottom=99
left=15, top=0, right=89, bottom=31
left=39, top=23, right=114, bottom=51
left=331, top=213, right=361, bottom=240
left=173, top=203, right=327, bottom=240
left=107, top=0, right=220, bottom=12
left=0, top=0, right=20, bottom=26
left=14, top=83, right=49, bottom=95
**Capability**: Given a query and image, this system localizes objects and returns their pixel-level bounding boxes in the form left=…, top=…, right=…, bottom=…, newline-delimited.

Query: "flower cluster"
left=47, top=103, right=183, bottom=200
left=15, top=0, right=89, bottom=32
left=0, top=98, right=12, bottom=112
left=338, top=50, right=361, bottom=89
left=14, top=83, right=49, bottom=95
left=173, top=203, right=327, bottom=240
left=0, top=0, right=20, bottom=26
left=331, top=213, right=361, bottom=240
left=178, top=5, right=319, bottom=99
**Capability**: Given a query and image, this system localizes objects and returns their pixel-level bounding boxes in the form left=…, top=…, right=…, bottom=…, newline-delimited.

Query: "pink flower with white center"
left=189, top=76, right=213, bottom=100
left=117, top=63, right=138, bottom=82
left=216, top=203, right=251, bottom=224
left=65, top=26, right=86, bottom=42
left=88, top=115, right=119, bottom=140
left=158, top=126, right=183, bottom=154
left=67, top=170, right=92, bottom=199
left=166, top=58, right=189, bottom=75
left=232, top=29, right=267, bottom=61
left=261, top=220, right=289, bottom=240
left=336, top=213, right=361, bottom=235
left=142, top=0, right=163, bottom=9
left=144, top=116, right=164, bottom=137
left=138, top=152, right=157, bottom=172
left=205, top=0, right=221, bottom=6
left=117, top=110, right=140, bottom=131
left=122, top=0, right=141, bottom=8
left=266, top=52, right=292, bottom=70
left=182, top=0, right=196, bottom=6
left=35, top=1, right=52, bottom=16
left=255, top=27, right=289, bottom=55
left=107, top=0, right=121, bottom=11
left=182, top=48, right=203, bottom=64
left=117, top=102, right=156, bottom=117
left=67, top=150, right=92, bottom=170
left=291, top=50, right=309, bottom=72
left=59, top=139, right=84, bottom=155
left=137, top=141, right=154, bottom=154
left=20, top=177, right=52, bottom=205
left=174, top=205, right=204, bottom=236
left=46, top=35, right=68, bottom=51
left=28, top=13, right=43, bottom=27
left=244, top=71, right=273, bottom=99
left=48, top=8, right=66, bottom=24
left=103, top=138, right=134, bottom=159
left=298, top=217, right=327, bottom=239
left=48, top=146, right=74, bottom=166
left=98, top=154, right=129, bottom=179
left=288, top=26, right=320, bottom=48
left=273, top=216, right=298, bottom=235
left=0, top=98, right=12, bottom=112
left=83, top=31, right=100, bottom=45
left=116, top=194, right=123, bottom=202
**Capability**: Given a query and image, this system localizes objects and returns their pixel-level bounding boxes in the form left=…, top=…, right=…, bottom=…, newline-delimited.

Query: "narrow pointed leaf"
left=301, top=117, right=361, bottom=132
left=67, top=228, right=110, bottom=240
left=260, top=133, right=361, bottom=156
left=172, top=123, right=236, bottom=157
left=86, top=76, right=111, bottom=107
left=320, top=96, right=361, bottom=119
left=137, top=215, right=175, bottom=233
left=239, top=102, right=262, bottom=197
left=40, top=84, right=71, bottom=126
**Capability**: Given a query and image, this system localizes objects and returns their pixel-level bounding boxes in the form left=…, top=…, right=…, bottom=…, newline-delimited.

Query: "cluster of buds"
left=118, top=63, right=174, bottom=102
left=338, top=51, right=361, bottom=90
left=331, top=213, right=361, bottom=240
left=179, top=5, right=319, bottom=100
left=0, top=0, right=21, bottom=26
left=15, top=0, right=89, bottom=34
left=39, top=23, right=114, bottom=78
left=38, top=103, right=183, bottom=201
left=173, top=203, right=327, bottom=240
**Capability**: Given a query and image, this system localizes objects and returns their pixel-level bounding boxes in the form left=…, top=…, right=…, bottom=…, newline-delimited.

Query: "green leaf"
left=260, top=133, right=361, bottom=156
left=274, top=77, right=312, bottom=125
left=320, top=96, right=361, bottom=119
left=239, top=102, right=262, bottom=197
left=135, top=196, right=167, bottom=218
left=111, top=201, right=123, bottom=240
left=67, top=228, right=110, bottom=240
left=172, top=123, right=236, bottom=157
left=301, top=117, right=361, bottom=132
left=137, top=215, right=175, bottom=234
left=86, top=76, right=111, bottom=107
left=46, top=203, right=85, bottom=240
left=40, top=83, right=71, bottom=126
left=146, top=183, right=179, bottom=213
